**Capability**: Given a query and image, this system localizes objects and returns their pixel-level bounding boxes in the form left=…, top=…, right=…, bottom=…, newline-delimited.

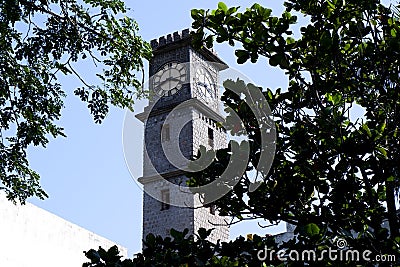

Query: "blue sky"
left=25, top=0, right=393, bottom=257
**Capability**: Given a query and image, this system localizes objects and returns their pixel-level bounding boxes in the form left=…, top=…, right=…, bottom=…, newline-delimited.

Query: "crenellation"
left=150, top=39, right=158, bottom=49
left=182, top=28, right=190, bottom=38
left=150, top=29, right=190, bottom=50
left=173, top=31, right=181, bottom=41
left=159, top=36, right=166, bottom=46
left=166, top=34, right=173, bottom=43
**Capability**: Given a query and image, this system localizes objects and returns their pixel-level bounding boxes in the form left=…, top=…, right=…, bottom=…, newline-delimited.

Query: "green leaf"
left=197, top=228, right=213, bottom=240
left=227, top=6, right=238, bottom=15
left=170, top=228, right=184, bottom=240
left=377, top=146, right=388, bottom=159
left=218, top=2, right=228, bottom=12
left=332, top=93, right=342, bottom=105
left=235, top=49, right=250, bottom=64
left=362, top=124, right=372, bottom=138
left=266, top=89, right=273, bottom=100
left=304, top=223, right=320, bottom=237
left=145, top=233, right=156, bottom=247
left=283, top=11, right=292, bottom=20
left=326, top=0, right=335, bottom=10
left=286, top=37, right=296, bottom=45
left=378, top=120, right=386, bottom=133
left=387, top=176, right=395, bottom=182
left=269, top=53, right=282, bottom=67
left=191, top=9, right=204, bottom=19
left=320, top=31, right=332, bottom=47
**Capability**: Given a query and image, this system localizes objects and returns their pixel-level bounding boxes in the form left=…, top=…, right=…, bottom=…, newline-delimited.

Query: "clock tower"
left=136, top=29, right=229, bottom=244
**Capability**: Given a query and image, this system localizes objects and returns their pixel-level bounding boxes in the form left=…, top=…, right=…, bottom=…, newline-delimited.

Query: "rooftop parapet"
left=150, top=29, right=190, bottom=50
left=149, top=28, right=224, bottom=67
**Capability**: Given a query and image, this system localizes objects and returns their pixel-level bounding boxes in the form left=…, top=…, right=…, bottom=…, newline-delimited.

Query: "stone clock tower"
left=136, top=29, right=229, bottom=244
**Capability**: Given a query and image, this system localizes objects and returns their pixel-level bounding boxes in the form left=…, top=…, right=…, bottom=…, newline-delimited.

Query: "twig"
left=67, top=62, right=92, bottom=88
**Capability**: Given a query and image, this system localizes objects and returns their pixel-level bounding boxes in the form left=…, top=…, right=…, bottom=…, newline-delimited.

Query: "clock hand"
left=206, top=86, right=213, bottom=95
left=197, top=82, right=214, bottom=97
left=156, top=76, right=181, bottom=94
left=159, top=76, right=182, bottom=84
left=158, top=78, right=169, bottom=87
left=167, top=77, right=182, bottom=82
left=160, top=76, right=179, bottom=84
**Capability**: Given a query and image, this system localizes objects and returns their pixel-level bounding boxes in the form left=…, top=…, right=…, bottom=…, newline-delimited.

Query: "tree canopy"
left=84, top=0, right=400, bottom=265
left=0, top=0, right=151, bottom=203
left=190, top=0, right=400, bottom=265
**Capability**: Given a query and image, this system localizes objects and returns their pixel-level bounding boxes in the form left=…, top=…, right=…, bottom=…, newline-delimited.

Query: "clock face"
left=195, top=66, right=215, bottom=101
left=153, top=62, right=187, bottom=97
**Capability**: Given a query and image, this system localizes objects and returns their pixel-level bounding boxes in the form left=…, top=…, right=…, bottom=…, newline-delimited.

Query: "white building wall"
left=0, top=194, right=127, bottom=267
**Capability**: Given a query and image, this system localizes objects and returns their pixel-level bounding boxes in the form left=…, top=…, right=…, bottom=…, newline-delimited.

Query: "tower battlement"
left=150, top=29, right=219, bottom=57
left=150, top=29, right=191, bottom=50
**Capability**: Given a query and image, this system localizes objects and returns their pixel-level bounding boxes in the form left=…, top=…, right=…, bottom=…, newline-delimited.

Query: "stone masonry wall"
left=143, top=106, right=194, bottom=177
left=142, top=175, right=194, bottom=240
left=192, top=108, right=229, bottom=243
